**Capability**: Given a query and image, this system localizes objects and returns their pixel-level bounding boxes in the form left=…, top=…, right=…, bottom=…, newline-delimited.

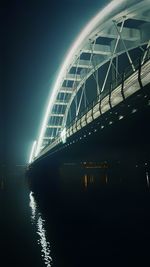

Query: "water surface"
left=1, top=161, right=150, bottom=266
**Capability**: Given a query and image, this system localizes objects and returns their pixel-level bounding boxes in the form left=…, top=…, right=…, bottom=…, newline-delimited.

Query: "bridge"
left=29, top=0, right=150, bottom=165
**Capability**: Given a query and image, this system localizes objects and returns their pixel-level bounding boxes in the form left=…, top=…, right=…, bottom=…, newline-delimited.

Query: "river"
left=1, top=161, right=150, bottom=266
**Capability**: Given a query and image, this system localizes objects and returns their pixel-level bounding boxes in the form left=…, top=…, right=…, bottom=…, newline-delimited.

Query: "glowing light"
left=29, top=191, right=52, bottom=266
left=35, top=0, right=125, bottom=157
left=29, top=191, right=37, bottom=222
left=61, top=128, right=67, bottom=143
left=37, top=216, right=52, bottom=267
left=84, top=174, right=88, bottom=188
left=132, top=108, right=137, bottom=113
left=29, top=140, right=37, bottom=163
left=146, top=172, right=150, bottom=188
left=119, top=115, right=124, bottom=120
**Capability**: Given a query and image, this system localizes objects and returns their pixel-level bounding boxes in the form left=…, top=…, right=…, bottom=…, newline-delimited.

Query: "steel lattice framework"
left=30, top=0, right=150, bottom=163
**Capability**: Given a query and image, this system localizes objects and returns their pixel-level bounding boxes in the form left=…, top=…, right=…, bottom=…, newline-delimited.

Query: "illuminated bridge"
left=29, top=0, right=150, bottom=164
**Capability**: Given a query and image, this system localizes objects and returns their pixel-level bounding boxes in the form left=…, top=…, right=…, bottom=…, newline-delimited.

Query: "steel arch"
left=33, top=0, right=150, bottom=160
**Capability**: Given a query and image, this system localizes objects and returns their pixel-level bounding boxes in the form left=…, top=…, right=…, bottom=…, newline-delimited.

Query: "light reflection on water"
left=28, top=161, right=150, bottom=266
left=146, top=171, right=150, bottom=188
left=29, top=192, right=52, bottom=267
left=29, top=191, right=37, bottom=221
left=83, top=172, right=108, bottom=189
left=81, top=164, right=150, bottom=190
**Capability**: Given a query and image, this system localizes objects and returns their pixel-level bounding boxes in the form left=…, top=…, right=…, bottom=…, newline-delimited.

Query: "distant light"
left=109, top=121, right=113, bottom=125
left=119, top=115, right=124, bottom=120
left=84, top=175, right=88, bottom=189
left=146, top=172, right=150, bottom=188
left=29, top=140, right=37, bottom=164
left=35, top=0, right=125, bottom=157
left=132, top=108, right=137, bottom=114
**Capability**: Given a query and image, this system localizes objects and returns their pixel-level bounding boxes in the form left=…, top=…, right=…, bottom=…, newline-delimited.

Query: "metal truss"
left=32, top=0, right=150, bottom=161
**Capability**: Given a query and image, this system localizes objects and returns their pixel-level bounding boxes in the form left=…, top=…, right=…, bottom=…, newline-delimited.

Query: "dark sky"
left=2, top=0, right=109, bottom=165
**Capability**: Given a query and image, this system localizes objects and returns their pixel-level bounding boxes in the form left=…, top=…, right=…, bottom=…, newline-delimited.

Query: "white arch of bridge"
left=32, top=0, right=150, bottom=161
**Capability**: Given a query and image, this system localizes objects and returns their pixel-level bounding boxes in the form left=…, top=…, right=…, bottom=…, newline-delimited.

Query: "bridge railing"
left=67, top=51, right=150, bottom=129
left=37, top=51, right=150, bottom=159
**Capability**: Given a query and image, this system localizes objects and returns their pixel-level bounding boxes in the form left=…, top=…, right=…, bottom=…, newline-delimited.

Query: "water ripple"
left=29, top=191, right=52, bottom=266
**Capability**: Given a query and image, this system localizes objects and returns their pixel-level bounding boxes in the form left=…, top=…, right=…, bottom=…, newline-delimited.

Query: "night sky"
left=2, top=0, right=109, bottom=165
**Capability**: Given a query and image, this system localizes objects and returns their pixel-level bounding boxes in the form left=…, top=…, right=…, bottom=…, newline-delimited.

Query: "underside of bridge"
left=30, top=82, right=150, bottom=169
